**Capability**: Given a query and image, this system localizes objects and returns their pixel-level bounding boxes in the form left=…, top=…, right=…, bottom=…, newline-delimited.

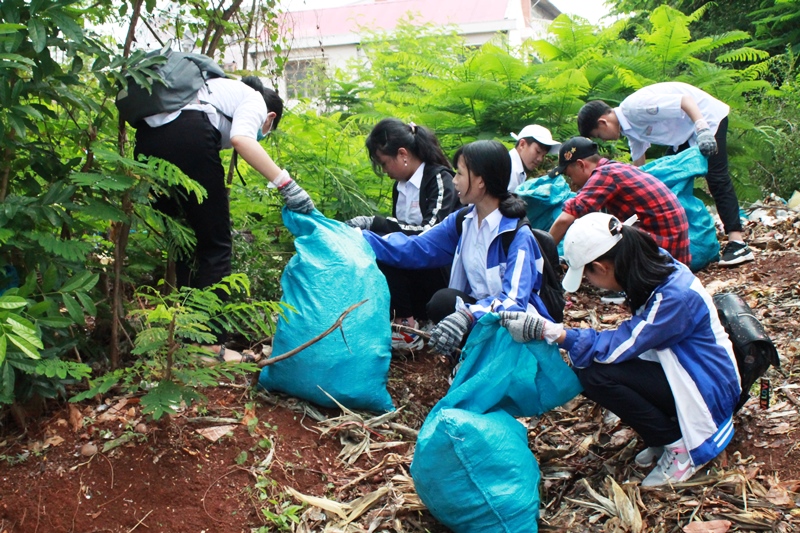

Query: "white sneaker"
left=447, top=360, right=463, bottom=385
left=391, top=319, right=424, bottom=352
left=603, top=409, right=621, bottom=427
left=641, top=440, right=696, bottom=487
left=635, top=446, right=664, bottom=467
left=600, top=291, right=626, bottom=305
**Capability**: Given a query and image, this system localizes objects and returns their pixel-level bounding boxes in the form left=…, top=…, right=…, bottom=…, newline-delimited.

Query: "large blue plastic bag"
left=258, top=209, right=394, bottom=412
left=642, top=147, right=720, bottom=271
left=439, top=314, right=582, bottom=418
left=411, top=408, right=540, bottom=533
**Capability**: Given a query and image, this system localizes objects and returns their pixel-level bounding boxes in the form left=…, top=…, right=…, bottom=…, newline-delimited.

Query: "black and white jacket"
left=371, top=164, right=458, bottom=236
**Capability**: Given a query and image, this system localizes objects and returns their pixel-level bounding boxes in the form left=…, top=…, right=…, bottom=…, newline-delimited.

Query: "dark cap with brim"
left=548, top=136, right=598, bottom=177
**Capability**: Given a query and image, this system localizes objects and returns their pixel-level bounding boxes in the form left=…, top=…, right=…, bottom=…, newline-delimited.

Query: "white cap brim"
left=562, top=264, right=585, bottom=293
left=547, top=143, right=562, bottom=155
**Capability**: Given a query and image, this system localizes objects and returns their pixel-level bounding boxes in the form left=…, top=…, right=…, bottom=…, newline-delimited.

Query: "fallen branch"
left=261, top=300, right=367, bottom=366
left=391, top=323, right=461, bottom=356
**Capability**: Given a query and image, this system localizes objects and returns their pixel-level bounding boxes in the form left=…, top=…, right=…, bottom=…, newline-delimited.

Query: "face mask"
left=257, top=128, right=269, bottom=141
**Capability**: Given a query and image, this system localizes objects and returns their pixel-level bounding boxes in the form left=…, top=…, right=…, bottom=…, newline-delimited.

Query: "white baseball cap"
left=562, top=212, right=639, bottom=293
left=510, top=125, right=561, bottom=155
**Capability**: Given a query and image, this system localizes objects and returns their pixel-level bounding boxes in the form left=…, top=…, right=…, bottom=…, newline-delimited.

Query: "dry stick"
left=126, top=509, right=153, bottom=533
left=34, top=487, right=42, bottom=533
left=391, top=323, right=462, bottom=356
left=261, top=300, right=367, bottom=366
left=201, top=468, right=241, bottom=523
left=98, top=484, right=132, bottom=508
left=99, top=452, right=115, bottom=489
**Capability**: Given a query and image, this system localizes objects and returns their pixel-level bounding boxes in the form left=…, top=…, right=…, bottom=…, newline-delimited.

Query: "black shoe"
left=600, top=291, right=626, bottom=305
left=719, top=241, right=755, bottom=266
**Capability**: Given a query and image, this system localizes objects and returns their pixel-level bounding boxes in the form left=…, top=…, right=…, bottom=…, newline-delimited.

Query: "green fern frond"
left=22, top=231, right=93, bottom=262
left=716, top=47, right=771, bottom=64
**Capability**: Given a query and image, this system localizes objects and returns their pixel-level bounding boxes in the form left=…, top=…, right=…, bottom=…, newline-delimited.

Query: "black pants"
left=425, top=288, right=477, bottom=324
left=379, top=263, right=448, bottom=320
left=135, top=111, right=232, bottom=290
left=668, top=116, right=742, bottom=235
left=135, top=112, right=232, bottom=342
left=575, top=359, right=682, bottom=446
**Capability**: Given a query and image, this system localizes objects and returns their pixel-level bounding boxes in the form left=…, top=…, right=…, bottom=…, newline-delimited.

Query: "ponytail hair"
left=366, top=118, right=450, bottom=174
left=591, top=226, right=676, bottom=310
left=241, top=75, right=284, bottom=130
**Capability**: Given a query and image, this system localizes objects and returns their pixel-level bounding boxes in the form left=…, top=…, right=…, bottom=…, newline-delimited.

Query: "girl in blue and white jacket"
left=499, top=212, right=741, bottom=487
left=362, top=140, right=550, bottom=359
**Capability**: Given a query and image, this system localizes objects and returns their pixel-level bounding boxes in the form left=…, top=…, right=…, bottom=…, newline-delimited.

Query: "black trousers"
left=575, top=358, right=682, bottom=447
left=135, top=111, right=232, bottom=292
left=668, top=116, right=742, bottom=235
left=379, top=263, right=449, bottom=321
left=425, top=288, right=477, bottom=324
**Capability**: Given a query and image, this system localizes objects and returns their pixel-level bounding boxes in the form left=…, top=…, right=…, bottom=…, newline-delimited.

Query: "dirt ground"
left=1, top=204, right=799, bottom=533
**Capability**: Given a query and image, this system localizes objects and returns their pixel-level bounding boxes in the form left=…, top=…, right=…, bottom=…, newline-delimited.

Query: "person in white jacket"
left=577, top=82, right=754, bottom=267
left=498, top=212, right=741, bottom=487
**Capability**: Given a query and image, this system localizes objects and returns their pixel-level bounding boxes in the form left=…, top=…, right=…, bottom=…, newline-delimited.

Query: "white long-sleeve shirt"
left=615, top=82, right=730, bottom=162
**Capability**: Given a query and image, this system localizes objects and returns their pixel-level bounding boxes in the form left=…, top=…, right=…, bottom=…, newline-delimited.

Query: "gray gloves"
left=278, top=178, right=315, bottom=214
left=498, top=311, right=564, bottom=344
left=694, top=119, right=718, bottom=157
left=429, top=309, right=473, bottom=358
left=345, top=216, right=374, bottom=230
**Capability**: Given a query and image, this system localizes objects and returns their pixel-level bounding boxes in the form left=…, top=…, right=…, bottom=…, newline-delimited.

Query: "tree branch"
left=260, top=300, right=367, bottom=366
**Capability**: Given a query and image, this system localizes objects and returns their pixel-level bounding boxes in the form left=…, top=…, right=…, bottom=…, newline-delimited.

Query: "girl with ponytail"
left=498, top=212, right=741, bottom=488
left=348, top=118, right=459, bottom=351
left=359, top=139, right=550, bottom=359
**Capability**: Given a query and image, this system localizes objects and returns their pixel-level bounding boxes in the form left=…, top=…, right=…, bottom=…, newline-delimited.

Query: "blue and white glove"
left=345, top=216, right=374, bottom=230
left=694, top=119, right=717, bottom=157
left=276, top=171, right=315, bottom=214
left=498, top=310, right=564, bottom=344
left=428, top=309, right=473, bottom=358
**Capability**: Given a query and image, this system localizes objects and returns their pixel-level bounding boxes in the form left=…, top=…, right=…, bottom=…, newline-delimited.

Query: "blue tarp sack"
left=412, top=408, right=540, bottom=533
left=258, top=209, right=394, bottom=413
left=515, top=175, right=576, bottom=255
left=410, top=316, right=581, bottom=532
left=438, top=314, right=582, bottom=418
left=641, top=147, right=720, bottom=271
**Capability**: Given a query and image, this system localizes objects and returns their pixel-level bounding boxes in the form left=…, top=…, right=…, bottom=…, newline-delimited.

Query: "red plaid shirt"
left=563, top=158, right=691, bottom=266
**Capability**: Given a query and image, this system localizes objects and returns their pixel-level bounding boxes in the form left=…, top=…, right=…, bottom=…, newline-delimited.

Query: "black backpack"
left=454, top=207, right=565, bottom=322
left=712, top=292, right=780, bottom=412
left=116, top=45, right=227, bottom=127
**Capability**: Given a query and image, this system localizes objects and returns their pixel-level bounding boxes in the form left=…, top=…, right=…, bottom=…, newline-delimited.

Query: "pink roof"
left=285, top=0, right=511, bottom=40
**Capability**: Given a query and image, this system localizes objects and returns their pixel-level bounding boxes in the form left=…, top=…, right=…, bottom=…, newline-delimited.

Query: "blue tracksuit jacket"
left=362, top=206, right=550, bottom=321
left=561, top=259, right=741, bottom=466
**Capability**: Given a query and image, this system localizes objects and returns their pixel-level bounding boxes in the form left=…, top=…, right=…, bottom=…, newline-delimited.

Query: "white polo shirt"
left=508, top=148, right=526, bottom=193
left=615, top=82, right=730, bottom=162
left=143, top=78, right=268, bottom=150
left=395, top=162, right=425, bottom=225
left=460, top=208, right=503, bottom=300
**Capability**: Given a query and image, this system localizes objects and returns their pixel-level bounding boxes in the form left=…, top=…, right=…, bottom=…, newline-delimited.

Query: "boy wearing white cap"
left=498, top=212, right=741, bottom=487
left=508, top=125, right=561, bottom=192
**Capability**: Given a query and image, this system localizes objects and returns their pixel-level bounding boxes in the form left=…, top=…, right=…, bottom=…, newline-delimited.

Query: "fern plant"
left=71, top=274, right=287, bottom=420
left=0, top=268, right=95, bottom=407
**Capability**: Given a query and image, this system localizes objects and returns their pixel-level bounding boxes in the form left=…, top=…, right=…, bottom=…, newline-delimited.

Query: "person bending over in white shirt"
left=135, top=75, right=314, bottom=364
left=577, top=82, right=754, bottom=267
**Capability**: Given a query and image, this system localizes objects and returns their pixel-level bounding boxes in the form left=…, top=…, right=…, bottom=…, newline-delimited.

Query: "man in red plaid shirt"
left=549, top=137, right=691, bottom=267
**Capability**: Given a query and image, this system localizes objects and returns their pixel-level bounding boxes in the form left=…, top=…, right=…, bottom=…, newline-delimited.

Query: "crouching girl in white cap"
left=499, top=212, right=741, bottom=487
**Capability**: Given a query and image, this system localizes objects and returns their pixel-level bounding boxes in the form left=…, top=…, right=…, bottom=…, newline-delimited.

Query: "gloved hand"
left=277, top=175, right=315, bottom=214
left=345, top=216, right=374, bottom=230
left=428, top=309, right=473, bottom=358
left=694, top=119, right=717, bottom=157
left=498, top=311, right=564, bottom=344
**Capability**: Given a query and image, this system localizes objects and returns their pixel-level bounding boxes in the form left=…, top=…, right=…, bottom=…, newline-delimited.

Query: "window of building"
left=284, top=59, right=327, bottom=99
